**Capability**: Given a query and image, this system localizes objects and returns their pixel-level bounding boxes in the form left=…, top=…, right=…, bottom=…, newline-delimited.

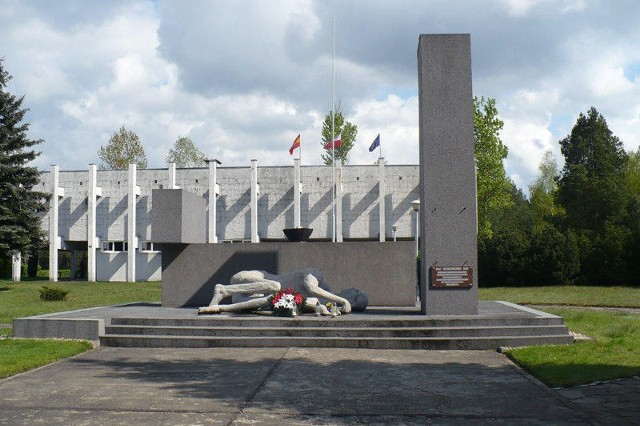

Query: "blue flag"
left=369, top=134, right=380, bottom=152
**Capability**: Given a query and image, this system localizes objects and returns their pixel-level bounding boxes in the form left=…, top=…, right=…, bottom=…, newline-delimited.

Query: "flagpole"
left=331, top=16, right=336, bottom=243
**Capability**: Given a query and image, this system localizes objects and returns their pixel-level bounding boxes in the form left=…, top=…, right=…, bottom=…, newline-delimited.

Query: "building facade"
left=35, top=160, right=420, bottom=282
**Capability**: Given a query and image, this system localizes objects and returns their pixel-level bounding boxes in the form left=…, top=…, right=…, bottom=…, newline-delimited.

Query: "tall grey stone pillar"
left=49, top=165, right=64, bottom=282
left=378, top=158, right=386, bottom=242
left=418, top=34, right=478, bottom=315
left=11, top=252, right=21, bottom=282
left=293, top=158, right=301, bottom=228
left=207, top=159, right=221, bottom=243
left=127, top=164, right=141, bottom=282
left=336, top=163, right=343, bottom=242
left=169, top=162, right=179, bottom=189
left=250, top=159, right=260, bottom=243
left=87, top=164, right=102, bottom=282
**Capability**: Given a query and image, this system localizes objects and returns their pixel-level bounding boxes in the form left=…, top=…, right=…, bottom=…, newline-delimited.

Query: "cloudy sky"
left=2, top=0, right=640, bottom=191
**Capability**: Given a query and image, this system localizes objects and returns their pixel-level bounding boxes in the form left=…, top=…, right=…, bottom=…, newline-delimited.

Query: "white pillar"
left=49, top=165, right=64, bottom=282
left=207, top=159, right=221, bottom=243
left=87, top=164, right=102, bottom=282
left=127, top=164, right=141, bottom=282
left=336, top=163, right=343, bottom=242
left=250, top=159, right=260, bottom=243
left=11, top=252, right=21, bottom=282
left=378, top=157, right=386, bottom=242
left=169, top=162, right=179, bottom=189
left=293, top=158, right=301, bottom=228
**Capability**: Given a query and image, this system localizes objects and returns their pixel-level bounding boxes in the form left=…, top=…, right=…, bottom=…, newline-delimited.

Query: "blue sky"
left=2, top=0, right=640, bottom=191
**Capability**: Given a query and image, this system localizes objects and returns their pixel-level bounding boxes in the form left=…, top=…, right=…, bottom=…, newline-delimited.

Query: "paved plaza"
left=1, top=346, right=637, bottom=425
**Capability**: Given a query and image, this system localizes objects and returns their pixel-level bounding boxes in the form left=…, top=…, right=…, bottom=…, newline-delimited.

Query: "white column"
left=87, top=164, right=102, bottom=282
left=207, top=159, right=221, bottom=243
left=336, top=163, right=343, bottom=242
left=378, top=158, right=386, bottom=242
left=169, top=162, right=179, bottom=189
left=250, top=159, right=260, bottom=243
left=127, top=164, right=141, bottom=282
left=11, top=252, right=21, bottom=282
left=49, top=165, right=64, bottom=282
left=293, top=158, right=301, bottom=228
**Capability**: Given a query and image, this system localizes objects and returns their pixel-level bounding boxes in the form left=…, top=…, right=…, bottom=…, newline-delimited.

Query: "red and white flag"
left=323, top=134, right=342, bottom=149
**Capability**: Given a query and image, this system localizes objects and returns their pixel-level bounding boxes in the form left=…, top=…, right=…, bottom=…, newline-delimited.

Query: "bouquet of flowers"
left=270, top=287, right=305, bottom=317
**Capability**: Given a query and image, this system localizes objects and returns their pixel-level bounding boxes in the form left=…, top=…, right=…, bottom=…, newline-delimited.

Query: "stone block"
left=151, top=189, right=206, bottom=243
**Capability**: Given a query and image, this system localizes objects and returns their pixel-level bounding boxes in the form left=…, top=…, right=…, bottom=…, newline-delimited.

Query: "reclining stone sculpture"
left=198, top=268, right=367, bottom=316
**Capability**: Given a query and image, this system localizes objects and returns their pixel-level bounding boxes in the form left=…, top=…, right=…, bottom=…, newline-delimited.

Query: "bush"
left=39, top=286, right=69, bottom=301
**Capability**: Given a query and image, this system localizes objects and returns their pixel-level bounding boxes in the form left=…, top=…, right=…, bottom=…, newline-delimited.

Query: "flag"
left=289, top=134, right=301, bottom=155
left=324, top=134, right=342, bottom=149
left=369, top=134, right=380, bottom=152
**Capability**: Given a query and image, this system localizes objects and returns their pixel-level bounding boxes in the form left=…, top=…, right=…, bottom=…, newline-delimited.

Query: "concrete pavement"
left=1, top=346, right=625, bottom=425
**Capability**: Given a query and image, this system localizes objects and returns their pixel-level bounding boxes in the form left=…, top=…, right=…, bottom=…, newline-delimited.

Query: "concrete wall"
left=160, top=241, right=416, bottom=307
left=37, top=164, right=420, bottom=281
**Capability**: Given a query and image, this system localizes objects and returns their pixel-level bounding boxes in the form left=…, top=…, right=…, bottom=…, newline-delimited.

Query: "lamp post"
left=411, top=199, right=420, bottom=259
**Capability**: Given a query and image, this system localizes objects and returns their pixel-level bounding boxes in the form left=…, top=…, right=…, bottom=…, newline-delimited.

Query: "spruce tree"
left=0, top=58, right=48, bottom=260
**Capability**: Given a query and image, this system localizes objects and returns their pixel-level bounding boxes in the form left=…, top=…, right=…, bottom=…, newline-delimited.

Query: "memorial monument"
left=418, top=34, right=478, bottom=315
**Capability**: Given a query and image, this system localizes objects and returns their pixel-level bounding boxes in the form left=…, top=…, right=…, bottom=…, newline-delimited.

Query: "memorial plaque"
left=430, top=266, right=473, bottom=288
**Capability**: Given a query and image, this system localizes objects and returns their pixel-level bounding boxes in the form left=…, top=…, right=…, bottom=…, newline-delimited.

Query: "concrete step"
left=104, top=324, right=570, bottom=339
left=109, top=316, right=566, bottom=328
left=100, top=334, right=574, bottom=350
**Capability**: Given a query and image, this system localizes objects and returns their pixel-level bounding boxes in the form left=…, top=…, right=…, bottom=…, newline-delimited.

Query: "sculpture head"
left=338, top=287, right=369, bottom=312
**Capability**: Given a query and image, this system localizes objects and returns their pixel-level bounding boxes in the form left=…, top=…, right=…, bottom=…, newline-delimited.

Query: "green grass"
left=0, top=280, right=161, bottom=324
left=0, top=279, right=160, bottom=380
left=479, top=285, right=640, bottom=308
left=507, top=308, right=640, bottom=387
left=0, top=339, right=93, bottom=379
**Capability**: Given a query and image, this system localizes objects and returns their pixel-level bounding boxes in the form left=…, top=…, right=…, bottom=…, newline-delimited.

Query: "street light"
left=411, top=199, right=420, bottom=259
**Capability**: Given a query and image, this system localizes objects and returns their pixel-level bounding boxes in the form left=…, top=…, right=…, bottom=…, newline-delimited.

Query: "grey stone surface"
left=418, top=34, right=478, bottom=315
left=12, top=317, right=104, bottom=341
left=159, top=241, right=416, bottom=307
left=0, top=347, right=593, bottom=425
left=151, top=189, right=206, bottom=243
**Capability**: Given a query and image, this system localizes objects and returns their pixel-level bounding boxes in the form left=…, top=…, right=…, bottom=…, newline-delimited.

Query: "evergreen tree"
left=166, top=136, right=206, bottom=168
left=557, top=107, right=631, bottom=284
left=0, top=58, right=48, bottom=260
left=98, top=125, right=147, bottom=170
left=320, top=108, right=357, bottom=165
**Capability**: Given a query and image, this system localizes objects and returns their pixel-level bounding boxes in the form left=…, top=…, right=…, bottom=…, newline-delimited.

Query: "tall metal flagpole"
left=331, top=17, right=336, bottom=243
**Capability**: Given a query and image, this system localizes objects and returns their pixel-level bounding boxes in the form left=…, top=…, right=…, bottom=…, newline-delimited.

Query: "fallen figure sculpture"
left=198, top=268, right=368, bottom=316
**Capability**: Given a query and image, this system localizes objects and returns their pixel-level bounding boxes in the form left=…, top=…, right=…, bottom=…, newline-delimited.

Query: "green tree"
left=166, top=136, right=206, bottom=168
left=321, top=109, right=357, bottom=165
left=474, top=96, right=513, bottom=239
left=529, top=150, right=563, bottom=228
left=557, top=107, right=631, bottom=284
left=624, top=147, right=640, bottom=199
left=0, top=58, right=48, bottom=260
left=98, top=125, right=147, bottom=170
left=557, top=107, right=628, bottom=231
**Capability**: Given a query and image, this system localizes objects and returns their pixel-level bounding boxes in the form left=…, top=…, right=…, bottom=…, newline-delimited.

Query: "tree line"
left=476, top=101, right=640, bottom=286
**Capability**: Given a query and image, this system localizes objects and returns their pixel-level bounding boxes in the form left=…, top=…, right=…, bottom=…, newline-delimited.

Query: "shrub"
left=39, top=286, right=69, bottom=301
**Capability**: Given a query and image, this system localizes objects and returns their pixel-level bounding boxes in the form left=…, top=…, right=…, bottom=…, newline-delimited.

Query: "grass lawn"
left=479, top=285, right=640, bottom=308
left=0, top=279, right=161, bottom=379
left=479, top=286, right=640, bottom=387
left=0, top=279, right=161, bottom=324
left=506, top=308, right=640, bottom=387
left=0, top=339, right=94, bottom=379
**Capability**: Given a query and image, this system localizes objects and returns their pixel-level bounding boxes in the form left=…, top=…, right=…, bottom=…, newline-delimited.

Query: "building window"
left=102, top=241, right=128, bottom=252
left=139, top=241, right=158, bottom=253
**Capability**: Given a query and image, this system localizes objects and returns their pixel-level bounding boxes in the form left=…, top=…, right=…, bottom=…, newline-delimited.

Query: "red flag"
left=323, top=134, right=342, bottom=149
left=289, top=134, right=301, bottom=155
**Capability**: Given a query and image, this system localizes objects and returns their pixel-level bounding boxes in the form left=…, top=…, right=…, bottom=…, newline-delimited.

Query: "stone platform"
left=13, top=301, right=573, bottom=350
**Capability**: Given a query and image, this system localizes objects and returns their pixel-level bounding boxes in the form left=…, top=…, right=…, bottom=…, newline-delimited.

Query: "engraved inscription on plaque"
left=430, top=266, right=473, bottom=288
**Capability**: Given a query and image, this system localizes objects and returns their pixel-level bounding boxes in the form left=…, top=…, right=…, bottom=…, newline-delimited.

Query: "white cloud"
left=2, top=0, right=640, bottom=193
